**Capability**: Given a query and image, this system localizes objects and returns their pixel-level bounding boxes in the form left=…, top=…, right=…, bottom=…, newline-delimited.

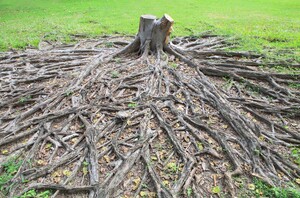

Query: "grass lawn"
left=0, top=0, right=299, bottom=61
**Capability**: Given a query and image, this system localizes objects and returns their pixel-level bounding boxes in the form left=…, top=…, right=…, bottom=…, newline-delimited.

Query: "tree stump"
left=116, top=14, right=174, bottom=56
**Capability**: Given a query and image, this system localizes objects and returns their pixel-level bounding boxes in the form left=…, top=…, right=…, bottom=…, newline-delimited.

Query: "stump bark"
left=116, top=14, right=174, bottom=56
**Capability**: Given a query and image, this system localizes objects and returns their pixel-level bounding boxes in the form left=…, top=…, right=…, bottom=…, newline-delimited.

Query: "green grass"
left=0, top=158, right=22, bottom=195
left=18, top=189, right=51, bottom=198
left=291, top=147, right=300, bottom=166
left=0, top=0, right=299, bottom=61
left=0, top=158, right=51, bottom=197
left=253, top=178, right=300, bottom=198
left=234, top=176, right=300, bottom=198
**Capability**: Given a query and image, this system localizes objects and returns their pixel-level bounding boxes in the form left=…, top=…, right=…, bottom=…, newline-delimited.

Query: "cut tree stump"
left=0, top=14, right=300, bottom=198
left=115, top=14, right=174, bottom=57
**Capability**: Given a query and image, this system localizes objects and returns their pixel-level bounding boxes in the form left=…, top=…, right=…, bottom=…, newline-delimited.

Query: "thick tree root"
left=0, top=33, right=299, bottom=198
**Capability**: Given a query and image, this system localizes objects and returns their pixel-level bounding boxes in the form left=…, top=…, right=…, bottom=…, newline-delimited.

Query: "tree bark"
left=115, top=14, right=174, bottom=56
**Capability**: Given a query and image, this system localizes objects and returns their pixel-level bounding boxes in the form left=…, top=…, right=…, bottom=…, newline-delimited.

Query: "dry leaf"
left=148, top=192, right=156, bottom=197
left=45, top=143, right=52, bottom=149
left=197, top=142, right=204, bottom=151
left=63, top=169, right=71, bottom=177
left=183, top=135, right=190, bottom=142
left=54, top=177, right=61, bottom=183
left=1, top=149, right=9, bottom=155
left=82, top=167, right=88, bottom=175
left=248, top=183, right=255, bottom=190
left=140, top=191, right=147, bottom=196
left=51, top=171, right=61, bottom=177
left=163, top=180, right=169, bottom=186
left=151, top=156, right=158, bottom=161
left=132, top=177, right=141, bottom=191
left=71, top=138, right=78, bottom=144
left=37, top=159, right=47, bottom=166
left=103, top=155, right=110, bottom=163
left=222, top=125, right=228, bottom=129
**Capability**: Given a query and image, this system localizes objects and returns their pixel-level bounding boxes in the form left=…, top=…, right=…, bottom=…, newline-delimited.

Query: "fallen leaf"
left=63, top=169, right=71, bottom=177
left=197, top=142, right=204, bottom=151
left=132, top=177, right=141, bottom=191
left=177, top=104, right=185, bottom=111
left=148, top=192, right=156, bottom=197
left=259, top=136, right=265, bottom=141
left=37, top=159, right=46, bottom=166
left=1, top=149, right=9, bottom=155
left=83, top=167, right=88, bottom=175
left=151, top=156, right=158, bottom=161
left=101, top=146, right=108, bottom=152
left=54, top=177, right=61, bottom=183
left=248, top=183, right=255, bottom=190
left=51, top=171, right=61, bottom=177
left=71, top=138, right=78, bottom=144
left=140, top=191, right=147, bottom=197
left=255, top=189, right=263, bottom=195
left=183, top=135, right=190, bottom=142
left=104, top=155, right=110, bottom=163
left=70, top=126, right=76, bottom=130
left=45, top=143, right=52, bottom=149
left=175, top=123, right=180, bottom=128
left=163, top=180, right=169, bottom=186
left=222, top=125, right=228, bottom=129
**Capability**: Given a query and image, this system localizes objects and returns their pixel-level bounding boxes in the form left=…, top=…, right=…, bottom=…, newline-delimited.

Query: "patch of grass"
left=246, top=85, right=261, bottom=96
left=128, top=102, right=137, bottom=108
left=18, top=189, right=51, bottom=198
left=253, top=148, right=261, bottom=156
left=271, top=65, right=300, bottom=75
left=18, top=95, right=32, bottom=104
left=289, top=82, right=300, bottom=89
left=114, top=58, right=121, bottom=63
left=0, top=158, right=22, bottom=195
left=111, top=71, right=120, bottom=78
left=65, top=90, right=73, bottom=97
left=222, top=77, right=234, bottom=90
left=291, top=147, right=300, bottom=166
left=170, top=63, right=178, bottom=69
left=0, top=0, right=299, bottom=62
left=166, top=162, right=179, bottom=173
left=211, top=186, right=221, bottom=194
left=253, top=178, right=300, bottom=198
left=186, top=187, right=193, bottom=197
left=104, top=42, right=114, bottom=48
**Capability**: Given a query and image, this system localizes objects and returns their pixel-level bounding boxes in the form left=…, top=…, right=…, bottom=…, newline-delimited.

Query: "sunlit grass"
left=0, top=0, right=299, bottom=61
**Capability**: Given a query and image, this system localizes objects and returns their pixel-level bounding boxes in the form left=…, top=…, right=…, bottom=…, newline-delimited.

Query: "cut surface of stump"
left=0, top=14, right=300, bottom=198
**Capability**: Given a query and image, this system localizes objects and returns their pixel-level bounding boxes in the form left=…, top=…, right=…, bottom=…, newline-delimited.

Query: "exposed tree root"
left=0, top=16, right=300, bottom=198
